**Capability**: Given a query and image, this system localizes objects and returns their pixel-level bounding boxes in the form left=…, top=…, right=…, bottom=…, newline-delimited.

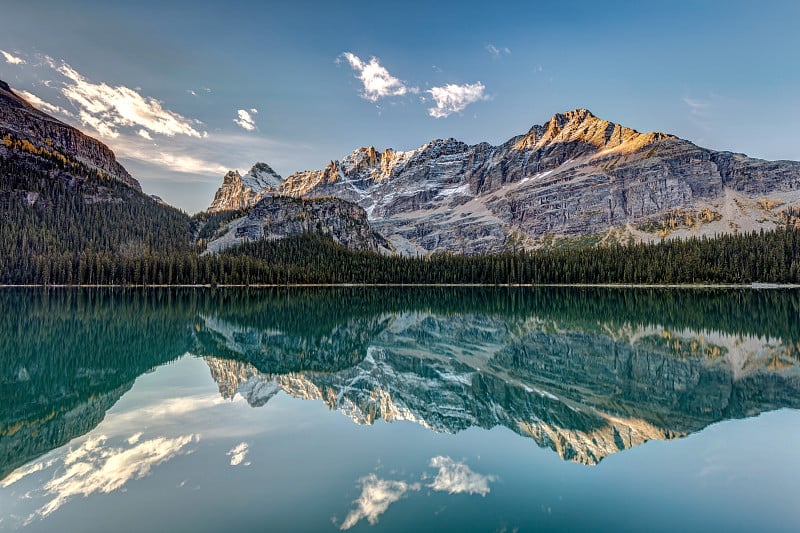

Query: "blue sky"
left=1, top=0, right=798, bottom=213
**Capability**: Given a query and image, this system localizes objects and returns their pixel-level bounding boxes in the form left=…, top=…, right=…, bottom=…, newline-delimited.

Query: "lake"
left=1, top=287, right=799, bottom=532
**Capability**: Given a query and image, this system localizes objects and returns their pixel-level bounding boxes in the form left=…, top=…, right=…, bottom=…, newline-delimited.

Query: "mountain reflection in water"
left=2, top=287, right=799, bottom=480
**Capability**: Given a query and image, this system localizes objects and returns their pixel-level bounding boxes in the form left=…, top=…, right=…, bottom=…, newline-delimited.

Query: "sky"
left=1, top=0, right=799, bottom=213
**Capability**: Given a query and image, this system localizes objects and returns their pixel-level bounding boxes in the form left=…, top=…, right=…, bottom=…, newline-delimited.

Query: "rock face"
left=0, top=79, right=141, bottom=191
left=204, top=195, right=393, bottom=254
left=207, top=162, right=283, bottom=213
left=279, top=109, right=800, bottom=254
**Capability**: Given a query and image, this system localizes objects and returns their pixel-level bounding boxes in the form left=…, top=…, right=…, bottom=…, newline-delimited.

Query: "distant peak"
left=249, top=162, right=277, bottom=174
left=555, top=108, right=595, bottom=122
left=223, top=169, right=242, bottom=182
left=546, top=108, right=597, bottom=130
left=514, top=108, right=673, bottom=152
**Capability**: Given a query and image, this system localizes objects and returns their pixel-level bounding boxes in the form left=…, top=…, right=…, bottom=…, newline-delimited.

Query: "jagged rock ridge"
left=207, top=162, right=283, bottom=213
left=277, top=109, right=800, bottom=255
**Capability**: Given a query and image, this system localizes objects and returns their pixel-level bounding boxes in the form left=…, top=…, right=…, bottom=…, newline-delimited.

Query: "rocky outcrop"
left=207, top=163, right=283, bottom=213
left=204, top=195, right=393, bottom=254
left=0, top=79, right=141, bottom=191
left=279, top=109, right=800, bottom=254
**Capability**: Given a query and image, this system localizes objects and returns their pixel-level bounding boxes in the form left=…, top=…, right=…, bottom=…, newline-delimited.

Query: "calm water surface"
left=1, top=288, right=799, bottom=532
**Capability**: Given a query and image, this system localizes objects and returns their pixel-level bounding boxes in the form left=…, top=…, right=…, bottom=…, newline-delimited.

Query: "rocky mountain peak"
left=242, top=162, right=282, bottom=191
left=221, top=170, right=242, bottom=185
left=207, top=163, right=283, bottom=213
left=341, top=146, right=381, bottom=174
left=513, top=108, right=674, bottom=153
left=273, top=106, right=800, bottom=256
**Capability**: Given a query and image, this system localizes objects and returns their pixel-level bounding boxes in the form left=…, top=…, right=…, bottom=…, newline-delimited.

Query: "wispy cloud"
left=340, top=52, right=418, bottom=102
left=55, top=62, right=204, bottom=139
left=427, top=82, right=489, bottom=118
left=16, top=90, right=73, bottom=117
left=427, top=456, right=495, bottom=496
left=137, top=148, right=228, bottom=175
left=683, top=96, right=713, bottom=131
left=23, top=433, right=199, bottom=522
left=227, top=442, right=250, bottom=466
left=137, top=129, right=153, bottom=140
left=340, top=473, right=421, bottom=530
left=233, top=108, right=257, bottom=131
left=485, top=44, right=511, bottom=57
left=0, top=49, right=25, bottom=65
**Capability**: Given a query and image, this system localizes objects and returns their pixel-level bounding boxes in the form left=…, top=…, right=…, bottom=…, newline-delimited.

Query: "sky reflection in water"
left=1, top=288, right=799, bottom=532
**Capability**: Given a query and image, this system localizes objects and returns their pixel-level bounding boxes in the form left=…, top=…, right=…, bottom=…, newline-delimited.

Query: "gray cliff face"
left=278, top=109, right=800, bottom=254
left=204, top=195, right=393, bottom=254
left=207, top=163, right=283, bottom=213
left=0, top=79, right=141, bottom=191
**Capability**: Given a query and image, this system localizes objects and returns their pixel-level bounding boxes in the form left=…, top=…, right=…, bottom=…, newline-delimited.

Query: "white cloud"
left=340, top=52, right=417, bottom=102
left=234, top=109, right=257, bottom=131
left=485, top=44, right=511, bottom=57
left=227, top=442, right=250, bottom=466
left=93, top=132, right=228, bottom=176
left=1, top=457, right=59, bottom=488
left=427, top=82, right=489, bottom=118
left=683, top=96, right=713, bottom=130
left=30, top=433, right=199, bottom=520
left=55, top=62, right=204, bottom=139
left=340, top=474, right=421, bottom=530
left=142, top=149, right=229, bottom=175
left=137, top=129, right=152, bottom=140
left=1, top=49, right=25, bottom=65
left=427, top=456, right=495, bottom=496
left=15, top=90, right=73, bottom=117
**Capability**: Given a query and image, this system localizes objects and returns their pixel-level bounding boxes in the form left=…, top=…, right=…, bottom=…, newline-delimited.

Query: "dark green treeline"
left=3, top=229, right=799, bottom=286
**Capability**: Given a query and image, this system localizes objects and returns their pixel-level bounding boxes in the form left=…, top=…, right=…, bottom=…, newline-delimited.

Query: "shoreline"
left=1, top=283, right=798, bottom=289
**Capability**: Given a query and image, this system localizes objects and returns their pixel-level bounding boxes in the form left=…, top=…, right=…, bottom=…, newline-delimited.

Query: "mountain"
left=0, top=80, right=140, bottom=191
left=207, top=162, right=283, bottom=213
left=0, top=79, right=195, bottom=282
left=203, top=195, right=393, bottom=254
left=278, top=109, right=800, bottom=255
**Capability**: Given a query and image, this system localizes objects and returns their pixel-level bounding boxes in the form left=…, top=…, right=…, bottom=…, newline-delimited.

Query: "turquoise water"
left=1, top=288, right=799, bottom=532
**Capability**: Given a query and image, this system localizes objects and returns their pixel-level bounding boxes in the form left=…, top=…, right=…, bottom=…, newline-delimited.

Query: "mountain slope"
left=0, top=80, right=140, bottom=191
left=0, top=79, right=194, bottom=283
left=279, top=109, right=800, bottom=255
left=203, top=195, right=393, bottom=254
